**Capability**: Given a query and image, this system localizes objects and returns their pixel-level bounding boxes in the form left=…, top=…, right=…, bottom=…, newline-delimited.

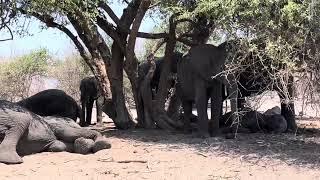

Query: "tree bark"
left=140, top=15, right=182, bottom=130
left=124, top=0, right=151, bottom=128
left=106, top=0, right=143, bottom=129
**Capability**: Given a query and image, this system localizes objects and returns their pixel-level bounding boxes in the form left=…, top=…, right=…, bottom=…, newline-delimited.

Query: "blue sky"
left=0, top=2, right=159, bottom=60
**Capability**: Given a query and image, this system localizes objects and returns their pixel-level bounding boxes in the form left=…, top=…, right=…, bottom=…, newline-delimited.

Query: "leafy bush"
left=0, top=48, right=49, bottom=101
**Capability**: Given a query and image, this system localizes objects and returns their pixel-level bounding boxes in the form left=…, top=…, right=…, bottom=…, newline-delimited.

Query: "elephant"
left=177, top=42, right=238, bottom=137
left=138, top=52, right=184, bottom=96
left=0, top=100, right=111, bottom=164
left=17, top=89, right=81, bottom=122
left=221, top=48, right=296, bottom=131
left=80, top=76, right=105, bottom=126
left=220, top=110, right=287, bottom=134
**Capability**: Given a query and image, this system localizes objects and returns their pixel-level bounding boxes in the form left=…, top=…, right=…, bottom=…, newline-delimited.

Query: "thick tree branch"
left=127, top=0, right=151, bottom=57
left=125, top=0, right=151, bottom=76
left=137, top=32, right=167, bottom=39
left=98, top=1, right=120, bottom=26
left=17, top=8, right=91, bottom=63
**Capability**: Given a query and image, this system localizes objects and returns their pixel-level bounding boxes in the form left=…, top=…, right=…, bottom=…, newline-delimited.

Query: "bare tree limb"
left=149, top=1, right=160, bottom=9
left=137, top=32, right=167, bottom=39
left=98, top=1, right=120, bottom=26
left=17, top=8, right=91, bottom=63
left=125, top=0, right=151, bottom=105
left=126, top=0, right=151, bottom=60
left=0, top=24, right=13, bottom=41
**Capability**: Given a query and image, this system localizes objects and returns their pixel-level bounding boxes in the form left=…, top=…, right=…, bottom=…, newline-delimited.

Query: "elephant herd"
left=139, top=41, right=294, bottom=137
left=0, top=41, right=295, bottom=165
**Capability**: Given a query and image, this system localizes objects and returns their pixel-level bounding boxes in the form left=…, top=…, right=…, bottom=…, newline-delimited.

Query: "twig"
left=196, top=152, right=208, bottom=157
left=97, top=157, right=113, bottom=162
left=117, top=160, right=147, bottom=163
left=97, top=158, right=147, bottom=164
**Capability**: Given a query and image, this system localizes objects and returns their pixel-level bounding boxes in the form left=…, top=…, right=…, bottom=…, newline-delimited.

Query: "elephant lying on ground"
left=17, top=89, right=81, bottom=122
left=221, top=43, right=296, bottom=131
left=220, top=109, right=287, bottom=134
left=177, top=43, right=238, bottom=137
left=0, top=100, right=111, bottom=164
left=182, top=107, right=287, bottom=135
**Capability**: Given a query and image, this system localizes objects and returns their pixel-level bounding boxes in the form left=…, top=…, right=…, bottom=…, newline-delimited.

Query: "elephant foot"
left=74, top=137, right=94, bottom=154
left=0, top=147, right=23, bottom=164
left=47, top=140, right=68, bottom=152
left=92, top=137, right=111, bottom=153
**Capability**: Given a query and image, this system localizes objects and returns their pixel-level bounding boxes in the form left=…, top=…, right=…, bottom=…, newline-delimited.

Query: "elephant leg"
left=46, top=140, right=73, bottom=153
left=85, top=99, right=94, bottom=126
left=0, top=112, right=31, bottom=164
left=195, top=81, right=209, bottom=138
left=96, top=96, right=104, bottom=124
left=80, top=100, right=86, bottom=127
left=74, top=137, right=112, bottom=154
left=53, top=125, right=101, bottom=143
left=182, top=100, right=192, bottom=134
left=210, top=81, right=222, bottom=136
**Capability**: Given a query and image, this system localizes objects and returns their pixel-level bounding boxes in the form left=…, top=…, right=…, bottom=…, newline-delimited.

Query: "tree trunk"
left=144, top=15, right=182, bottom=130
left=110, top=43, right=135, bottom=129
left=166, top=86, right=182, bottom=121
left=281, top=75, right=297, bottom=132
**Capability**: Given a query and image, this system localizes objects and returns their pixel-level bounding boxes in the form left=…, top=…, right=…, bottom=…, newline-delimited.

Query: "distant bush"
left=0, top=48, right=49, bottom=101
left=49, top=54, right=91, bottom=102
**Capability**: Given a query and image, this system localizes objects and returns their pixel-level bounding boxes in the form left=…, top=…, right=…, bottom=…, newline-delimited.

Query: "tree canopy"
left=1, top=0, right=320, bottom=129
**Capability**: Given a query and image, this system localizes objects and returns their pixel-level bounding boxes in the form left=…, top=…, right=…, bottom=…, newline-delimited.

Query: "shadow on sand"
left=94, top=123, right=320, bottom=169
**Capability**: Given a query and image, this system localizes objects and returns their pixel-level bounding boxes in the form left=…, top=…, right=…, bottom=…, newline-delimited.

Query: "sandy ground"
left=2, top=92, right=320, bottom=180
left=1, top=120, right=320, bottom=180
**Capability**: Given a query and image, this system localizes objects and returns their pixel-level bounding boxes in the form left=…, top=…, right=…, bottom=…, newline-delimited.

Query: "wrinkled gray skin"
left=80, top=76, right=117, bottom=127
left=220, top=110, right=287, bottom=134
left=177, top=43, right=238, bottom=137
left=17, top=89, right=81, bottom=122
left=0, top=100, right=111, bottom=164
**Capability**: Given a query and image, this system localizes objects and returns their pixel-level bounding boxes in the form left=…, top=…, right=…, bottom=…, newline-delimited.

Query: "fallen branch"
left=97, top=158, right=147, bottom=163
left=117, top=160, right=148, bottom=163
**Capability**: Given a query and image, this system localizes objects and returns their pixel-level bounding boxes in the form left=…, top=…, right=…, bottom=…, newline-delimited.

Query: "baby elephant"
left=220, top=110, right=287, bottom=134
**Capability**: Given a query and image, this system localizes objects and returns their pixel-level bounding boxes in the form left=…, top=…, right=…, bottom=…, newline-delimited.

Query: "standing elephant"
left=177, top=43, right=238, bottom=137
left=17, top=89, right=81, bottom=122
left=80, top=76, right=117, bottom=127
left=80, top=76, right=105, bottom=127
left=0, top=100, right=111, bottom=164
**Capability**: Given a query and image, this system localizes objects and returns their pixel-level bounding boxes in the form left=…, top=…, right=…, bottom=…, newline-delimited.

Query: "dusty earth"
left=1, top=119, right=320, bottom=180
left=2, top=92, right=320, bottom=180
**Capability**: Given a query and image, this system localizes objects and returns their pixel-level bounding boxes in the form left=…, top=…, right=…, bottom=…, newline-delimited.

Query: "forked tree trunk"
left=139, top=15, right=183, bottom=130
